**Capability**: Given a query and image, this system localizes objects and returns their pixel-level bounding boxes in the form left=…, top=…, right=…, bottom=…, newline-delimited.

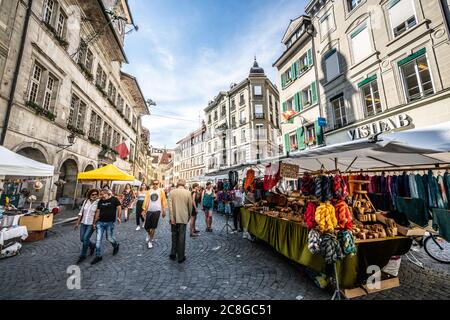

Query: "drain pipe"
left=0, top=0, right=34, bottom=146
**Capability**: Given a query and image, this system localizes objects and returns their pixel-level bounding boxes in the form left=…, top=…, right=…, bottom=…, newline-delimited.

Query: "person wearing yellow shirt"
left=142, top=180, right=168, bottom=249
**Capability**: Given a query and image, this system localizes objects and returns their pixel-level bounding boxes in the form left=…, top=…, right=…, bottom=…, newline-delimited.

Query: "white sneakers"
left=146, top=235, right=150, bottom=242
left=136, top=226, right=141, bottom=231
left=147, top=241, right=153, bottom=249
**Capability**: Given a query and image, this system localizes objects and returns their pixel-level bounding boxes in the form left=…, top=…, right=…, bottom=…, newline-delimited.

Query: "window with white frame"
left=331, top=95, right=347, bottom=129
left=298, top=52, right=310, bottom=73
left=89, top=111, right=102, bottom=140
left=102, top=123, right=112, bottom=146
left=239, top=93, right=245, bottom=105
left=388, top=0, right=417, bottom=37
left=347, top=0, right=363, bottom=12
left=56, top=9, right=67, bottom=38
left=350, top=22, right=372, bottom=63
left=320, top=10, right=335, bottom=37
left=132, top=114, right=137, bottom=129
left=301, top=85, right=313, bottom=107
left=28, top=64, right=43, bottom=103
left=324, top=49, right=340, bottom=82
left=240, top=110, right=246, bottom=123
left=254, top=85, right=263, bottom=96
left=96, top=64, right=107, bottom=89
left=254, top=104, right=264, bottom=118
left=108, top=83, right=117, bottom=104
left=289, top=132, right=298, bottom=151
left=43, top=0, right=55, bottom=24
left=68, top=93, right=86, bottom=131
left=42, top=75, right=56, bottom=111
left=241, top=128, right=246, bottom=142
left=286, top=96, right=295, bottom=111
left=305, top=124, right=316, bottom=146
left=255, top=124, right=264, bottom=140
left=360, top=79, right=382, bottom=116
left=400, top=53, right=434, bottom=102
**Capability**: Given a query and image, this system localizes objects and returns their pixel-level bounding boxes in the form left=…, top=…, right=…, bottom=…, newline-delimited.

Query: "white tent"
left=0, top=146, right=54, bottom=177
left=286, top=122, right=450, bottom=172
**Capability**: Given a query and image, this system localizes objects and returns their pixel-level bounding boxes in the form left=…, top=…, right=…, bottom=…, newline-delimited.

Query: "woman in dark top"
left=121, top=183, right=135, bottom=222
left=190, top=183, right=202, bottom=237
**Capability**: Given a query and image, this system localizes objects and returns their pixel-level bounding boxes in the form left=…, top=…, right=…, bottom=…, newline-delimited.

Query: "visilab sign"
left=347, top=113, right=413, bottom=140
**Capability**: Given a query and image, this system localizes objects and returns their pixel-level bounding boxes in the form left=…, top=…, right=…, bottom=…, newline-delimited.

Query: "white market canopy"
left=0, top=146, right=54, bottom=177
left=286, top=121, right=450, bottom=172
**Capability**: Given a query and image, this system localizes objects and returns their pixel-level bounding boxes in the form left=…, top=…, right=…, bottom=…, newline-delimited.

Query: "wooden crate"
left=19, top=214, right=53, bottom=231
left=344, top=277, right=400, bottom=299
left=375, top=212, right=425, bottom=237
left=24, top=231, right=46, bottom=242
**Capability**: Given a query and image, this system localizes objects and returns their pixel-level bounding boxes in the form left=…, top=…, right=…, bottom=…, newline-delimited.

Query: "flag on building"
left=115, top=139, right=130, bottom=159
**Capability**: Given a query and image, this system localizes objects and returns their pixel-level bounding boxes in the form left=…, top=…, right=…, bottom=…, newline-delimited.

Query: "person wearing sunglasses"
left=75, top=189, right=100, bottom=264
left=142, top=180, right=168, bottom=249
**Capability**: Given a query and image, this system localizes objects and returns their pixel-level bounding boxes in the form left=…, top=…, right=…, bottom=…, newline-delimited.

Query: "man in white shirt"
left=74, top=189, right=100, bottom=263
left=142, top=180, right=168, bottom=249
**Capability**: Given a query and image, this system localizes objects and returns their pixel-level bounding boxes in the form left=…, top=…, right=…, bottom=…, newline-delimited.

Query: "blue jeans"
left=79, top=224, right=95, bottom=258
left=95, top=221, right=118, bottom=257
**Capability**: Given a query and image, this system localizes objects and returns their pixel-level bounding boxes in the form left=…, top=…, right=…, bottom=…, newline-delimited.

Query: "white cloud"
left=124, top=1, right=305, bottom=148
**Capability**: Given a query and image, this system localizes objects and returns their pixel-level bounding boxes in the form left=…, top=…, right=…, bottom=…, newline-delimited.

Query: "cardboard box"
left=24, top=231, right=46, bottom=242
left=20, top=214, right=53, bottom=231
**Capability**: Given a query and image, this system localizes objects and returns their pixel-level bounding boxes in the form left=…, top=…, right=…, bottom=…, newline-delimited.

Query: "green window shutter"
left=294, top=93, right=300, bottom=112
left=315, top=120, right=324, bottom=145
left=307, top=48, right=313, bottom=67
left=311, top=81, right=318, bottom=104
left=291, top=63, right=297, bottom=79
left=297, top=127, right=305, bottom=150
left=298, top=92, right=303, bottom=112
left=284, top=134, right=290, bottom=153
left=281, top=74, right=286, bottom=88
left=282, top=102, right=287, bottom=112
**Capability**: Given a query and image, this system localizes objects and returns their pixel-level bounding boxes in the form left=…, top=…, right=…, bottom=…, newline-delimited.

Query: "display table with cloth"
left=0, top=226, right=28, bottom=246
left=241, top=208, right=412, bottom=289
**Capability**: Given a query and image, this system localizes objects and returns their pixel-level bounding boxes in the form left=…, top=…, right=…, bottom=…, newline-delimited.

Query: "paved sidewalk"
left=0, top=212, right=449, bottom=300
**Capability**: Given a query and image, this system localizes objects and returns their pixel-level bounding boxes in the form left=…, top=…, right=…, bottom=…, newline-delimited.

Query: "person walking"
left=121, top=183, right=135, bottom=222
left=74, top=189, right=99, bottom=263
left=231, top=186, right=244, bottom=232
left=169, top=179, right=192, bottom=263
left=91, top=189, right=122, bottom=265
left=142, top=179, right=168, bottom=249
left=190, top=183, right=202, bottom=237
left=201, top=182, right=215, bottom=232
left=135, top=183, right=147, bottom=231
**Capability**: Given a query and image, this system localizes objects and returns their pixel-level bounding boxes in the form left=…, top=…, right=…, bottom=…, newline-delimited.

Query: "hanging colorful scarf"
left=320, top=233, right=344, bottom=264
left=305, top=202, right=317, bottom=230
left=338, top=230, right=357, bottom=256
left=308, top=229, right=322, bottom=255
left=301, top=174, right=315, bottom=196
left=333, top=175, right=348, bottom=200
left=334, top=200, right=353, bottom=230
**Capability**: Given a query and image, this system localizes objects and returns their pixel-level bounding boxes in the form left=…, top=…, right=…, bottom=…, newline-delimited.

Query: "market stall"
left=239, top=122, right=450, bottom=298
left=0, top=146, right=56, bottom=257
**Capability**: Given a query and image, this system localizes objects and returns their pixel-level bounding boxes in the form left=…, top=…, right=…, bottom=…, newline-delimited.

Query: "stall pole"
left=331, top=262, right=345, bottom=300
left=46, top=175, right=54, bottom=208
left=72, top=180, right=79, bottom=210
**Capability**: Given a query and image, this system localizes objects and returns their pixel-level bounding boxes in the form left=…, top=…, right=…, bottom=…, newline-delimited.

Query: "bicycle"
left=410, top=231, right=450, bottom=265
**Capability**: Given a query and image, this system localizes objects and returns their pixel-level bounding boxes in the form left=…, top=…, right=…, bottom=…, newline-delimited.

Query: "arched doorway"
left=81, top=164, right=95, bottom=198
left=16, top=147, right=48, bottom=203
left=56, top=159, right=78, bottom=203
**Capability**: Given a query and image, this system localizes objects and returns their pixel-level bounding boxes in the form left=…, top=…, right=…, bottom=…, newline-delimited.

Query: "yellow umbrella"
left=77, top=164, right=135, bottom=181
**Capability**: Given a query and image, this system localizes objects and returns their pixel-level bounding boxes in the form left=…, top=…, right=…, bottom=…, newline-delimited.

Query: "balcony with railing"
left=254, top=113, right=265, bottom=119
left=240, top=119, right=247, bottom=125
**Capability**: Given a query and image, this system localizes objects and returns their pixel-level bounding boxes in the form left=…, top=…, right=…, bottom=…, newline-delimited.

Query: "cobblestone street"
left=1, top=212, right=449, bottom=300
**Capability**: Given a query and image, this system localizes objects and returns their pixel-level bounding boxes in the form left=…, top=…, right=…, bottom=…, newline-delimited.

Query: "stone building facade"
left=174, top=124, right=206, bottom=184
left=273, top=16, right=325, bottom=155
left=0, top=0, right=149, bottom=205
left=305, top=0, right=450, bottom=145
left=204, top=60, right=281, bottom=174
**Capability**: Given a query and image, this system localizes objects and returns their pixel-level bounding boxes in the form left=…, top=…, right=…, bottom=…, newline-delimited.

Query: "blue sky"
left=123, top=0, right=308, bottom=148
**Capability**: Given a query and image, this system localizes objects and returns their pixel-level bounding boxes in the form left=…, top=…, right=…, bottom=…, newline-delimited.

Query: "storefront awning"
left=77, top=164, right=135, bottom=181
left=0, top=146, right=54, bottom=177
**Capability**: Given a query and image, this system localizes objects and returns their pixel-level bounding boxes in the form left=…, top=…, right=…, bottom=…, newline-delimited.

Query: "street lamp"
left=57, top=132, right=76, bottom=153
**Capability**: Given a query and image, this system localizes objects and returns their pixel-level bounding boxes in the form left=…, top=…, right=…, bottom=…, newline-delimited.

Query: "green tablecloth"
left=241, top=209, right=412, bottom=289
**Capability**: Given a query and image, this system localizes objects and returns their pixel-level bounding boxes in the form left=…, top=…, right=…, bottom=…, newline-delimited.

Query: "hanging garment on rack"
left=368, top=193, right=393, bottom=212
left=395, top=197, right=430, bottom=228
left=263, top=163, right=281, bottom=191
left=243, top=169, right=255, bottom=192
left=437, top=175, right=449, bottom=209
left=228, top=171, right=238, bottom=189
left=333, top=175, right=348, bottom=200
left=409, top=174, right=419, bottom=199
left=389, top=175, right=399, bottom=209
left=397, top=172, right=410, bottom=198
left=415, top=174, right=428, bottom=207
left=380, top=173, right=388, bottom=194
left=427, top=170, right=445, bottom=209
left=444, top=172, right=450, bottom=205
left=432, top=208, right=450, bottom=242
left=301, top=174, right=315, bottom=196
left=369, top=176, right=376, bottom=194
